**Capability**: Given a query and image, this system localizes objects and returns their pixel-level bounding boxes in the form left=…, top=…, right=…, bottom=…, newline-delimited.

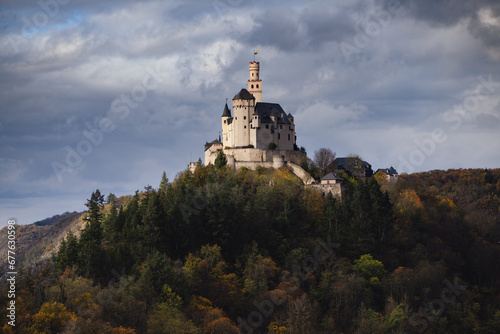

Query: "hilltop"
left=1, top=166, right=499, bottom=333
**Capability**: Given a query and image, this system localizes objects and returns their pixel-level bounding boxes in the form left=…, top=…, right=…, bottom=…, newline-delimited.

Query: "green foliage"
left=147, top=304, right=200, bottom=334
left=353, top=254, right=386, bottom=281
left=15, top=168, right=496, bottom=333
left=159, top=171, right=169, bottom=192
left=268, top=142, right=277, bottom=150
left=214, top=150, right=227, bottom=169
left=159, top=284, right=183, bottom=310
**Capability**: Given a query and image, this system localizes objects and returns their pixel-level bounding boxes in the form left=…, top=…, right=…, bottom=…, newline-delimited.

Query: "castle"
left=204, top=60, right=313, bottom=184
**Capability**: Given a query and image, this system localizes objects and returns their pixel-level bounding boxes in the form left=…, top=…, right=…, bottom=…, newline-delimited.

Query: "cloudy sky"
left=1, top=0, right=500, bottom=226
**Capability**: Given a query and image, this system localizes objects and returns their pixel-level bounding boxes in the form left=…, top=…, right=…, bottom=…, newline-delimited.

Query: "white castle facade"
left=201, top=59, right=346, bottom=198
left=204, top=61, right=311, bottom=179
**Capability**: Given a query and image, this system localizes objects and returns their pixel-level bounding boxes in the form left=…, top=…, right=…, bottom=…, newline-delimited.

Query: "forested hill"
left=1, top=167, right=499, bottom=333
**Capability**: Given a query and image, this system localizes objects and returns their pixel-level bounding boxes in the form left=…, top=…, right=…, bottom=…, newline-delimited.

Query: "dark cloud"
left=248, top=6, right=303, bottom=51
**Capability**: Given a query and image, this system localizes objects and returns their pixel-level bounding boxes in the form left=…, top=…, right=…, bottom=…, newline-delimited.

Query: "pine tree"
left=214, top=150, right=227, bottom=169
left=78, top=189, right=105, bottom=278
left=160, top=171, right=169, bottom=193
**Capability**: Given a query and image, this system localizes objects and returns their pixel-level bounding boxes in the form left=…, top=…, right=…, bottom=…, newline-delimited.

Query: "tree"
left=147, top=304, right=200, bottom=334
left=78, top=189, right=105, bottom=278
left=107, top=193, right=117, bottom=204
left=31, top=301, right=77, bottom=333
left=214, top=150, right=227, bottom=169
left=159, top=171, right=169, bottom=192
left=313, top=148, right=336, bottom=178
left=353, top=254, right=386, bottom=282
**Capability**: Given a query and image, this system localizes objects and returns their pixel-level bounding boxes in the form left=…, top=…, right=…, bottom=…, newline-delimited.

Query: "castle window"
left=278, top=133, right=280, bottom=140
left=266, top=125, right=269, bottom=129
left=251, top=84, right=254, bottom=89
left=256, top=84, right=259, bottom=88
left=280, top=125, right=283, bottom=129
left=244, top=116, right=246, bottom=120
left=244, top=126, right=246, bottom=129
left=288, top=134, right=290, bottom=140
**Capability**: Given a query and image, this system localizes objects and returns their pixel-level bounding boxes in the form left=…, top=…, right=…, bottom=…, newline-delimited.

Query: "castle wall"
left=311, top=183, right=343, bottom=199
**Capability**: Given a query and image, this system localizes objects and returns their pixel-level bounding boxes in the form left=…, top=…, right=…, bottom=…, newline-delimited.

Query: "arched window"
left=256, top=84, right=259, bottom=88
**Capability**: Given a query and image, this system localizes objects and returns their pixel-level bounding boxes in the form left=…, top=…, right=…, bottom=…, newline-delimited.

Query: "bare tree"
left=313, top=148, right=336, bottom=178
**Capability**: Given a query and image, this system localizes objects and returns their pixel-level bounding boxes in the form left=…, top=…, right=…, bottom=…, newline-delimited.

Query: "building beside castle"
left=205, top=60, right=310, bottom=183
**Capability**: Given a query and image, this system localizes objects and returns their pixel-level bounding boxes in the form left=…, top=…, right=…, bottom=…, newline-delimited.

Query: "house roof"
left=232, top=88, right=255, bottom=100
left=321, top=172, right=344, bottom=181
left=335, top=157, right=372, bottom=171
left=221, top=103, right=231, bottom=117
left=376, top=167, right=398, bottom=176
left=204, top=138, right=222, bottom=151
left=253, top=102, right=291, bottom=124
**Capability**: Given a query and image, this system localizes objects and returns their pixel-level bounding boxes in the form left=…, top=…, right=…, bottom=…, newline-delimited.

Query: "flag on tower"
left=254, top=50, right=259, bottom=55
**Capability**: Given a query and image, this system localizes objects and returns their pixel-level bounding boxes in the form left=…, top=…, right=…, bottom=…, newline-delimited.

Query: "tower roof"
left=232, top=88, right=255, bottom=100
left=221, top=102, right=231, bottom=117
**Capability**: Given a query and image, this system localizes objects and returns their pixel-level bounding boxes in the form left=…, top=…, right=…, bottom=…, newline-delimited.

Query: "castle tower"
left=221, top=101, right=231, bottom=147
left=247, top=61, right=262, bottom=102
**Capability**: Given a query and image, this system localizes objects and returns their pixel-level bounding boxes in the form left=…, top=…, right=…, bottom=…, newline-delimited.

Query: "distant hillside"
left=33, top=211, right=80, bottom=226
left=0, top=211, right=85, bottom=280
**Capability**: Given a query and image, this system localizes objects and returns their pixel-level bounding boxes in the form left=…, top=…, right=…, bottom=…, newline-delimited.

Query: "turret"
left=221, top=102, right=231, bottom=147
left=247, top=61, right=262, bottom=103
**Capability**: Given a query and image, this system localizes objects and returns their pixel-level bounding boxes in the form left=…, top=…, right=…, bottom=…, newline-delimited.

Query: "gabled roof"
left=254, top=102, right=291, bottom=124
left=376, top=167, right=398, bottom=176
left=222, top=103, right=231, bottom=117
left=232, top=88, right=255, bottom=100
left=321, top=172, right=344, bottom=181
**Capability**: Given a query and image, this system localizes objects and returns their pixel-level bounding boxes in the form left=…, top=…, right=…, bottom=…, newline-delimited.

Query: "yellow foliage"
left=269, top=321, right=288, bottom=333
left=302, top=188, right=325, bottom=225
left=2, top=324, right=15, bottom=334
left=438, top=197, right=457, bottom=211
left=68, top=292, right=101, bottom=319
left=111, top=326, right=136, bottom=333
left=396, top=189, right=423, bottom=216
left=31, top=301, right=77, bottom=334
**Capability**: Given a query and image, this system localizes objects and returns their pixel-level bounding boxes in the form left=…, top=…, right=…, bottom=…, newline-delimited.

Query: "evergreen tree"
left=214, top=150, right=227, bottom=169
left=78, top=189, right=105, bottom=279
left=159, top=171, right=169, bottom=193
left=106, top=193, right=117, bottom=204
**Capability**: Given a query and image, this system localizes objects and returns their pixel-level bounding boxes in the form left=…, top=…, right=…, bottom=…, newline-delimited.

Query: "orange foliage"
left=111, top=326, right=136, bottom=333
left=203, top=317, right=239, bottom=334
left=31, top=301, right=77, bottom=333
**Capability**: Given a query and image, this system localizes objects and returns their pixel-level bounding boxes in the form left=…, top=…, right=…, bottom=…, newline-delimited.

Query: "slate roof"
left=232, top=88, right=255, bottom=100
left=376, top=167, right=398, bottom=176
left=321, top=172, right=344, bottom=181
left=204, top=138, right=222, bottom=151
left=335, top=157, right=372, bottom=170
left=253, top=102, right=291, bottom=124
left=221, top=103, right=231, bottom=117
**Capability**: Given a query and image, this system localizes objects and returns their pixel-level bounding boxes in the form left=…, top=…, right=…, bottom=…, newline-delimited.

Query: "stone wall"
left=205, top=148, right=306, bottom=167
left=310, top=183, right=343, bottom=199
